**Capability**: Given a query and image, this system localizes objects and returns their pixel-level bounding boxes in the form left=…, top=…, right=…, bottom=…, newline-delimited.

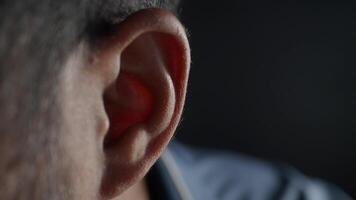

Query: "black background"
left=176, top=1, right=356, bottom=198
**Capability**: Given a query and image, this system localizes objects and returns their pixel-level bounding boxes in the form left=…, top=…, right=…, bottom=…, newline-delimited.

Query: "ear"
left=90, top=9, right=190, bottom=199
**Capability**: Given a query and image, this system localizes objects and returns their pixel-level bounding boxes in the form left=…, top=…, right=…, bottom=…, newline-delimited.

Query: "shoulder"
left=166, top=141, right=352, bottom=200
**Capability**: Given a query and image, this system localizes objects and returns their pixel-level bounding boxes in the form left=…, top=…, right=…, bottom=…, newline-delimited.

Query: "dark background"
left=176, top=1, right=356, bottom=198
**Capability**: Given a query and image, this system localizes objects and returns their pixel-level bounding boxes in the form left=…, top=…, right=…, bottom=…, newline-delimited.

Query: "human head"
left=0, top=0, right=190, bottom=199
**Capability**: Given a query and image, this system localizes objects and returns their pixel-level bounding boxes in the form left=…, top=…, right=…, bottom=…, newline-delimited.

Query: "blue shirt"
left=146, top=141, right=352, bottom=200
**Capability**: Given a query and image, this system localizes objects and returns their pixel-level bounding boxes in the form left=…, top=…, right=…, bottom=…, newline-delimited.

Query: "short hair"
left=0, top=0, right=180, bottom=122
left=0, top=0, right=179, bottom=199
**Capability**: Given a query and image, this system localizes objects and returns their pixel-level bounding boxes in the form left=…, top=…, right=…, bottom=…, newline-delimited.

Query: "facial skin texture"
left=58, top=9, right=190, bottom=200
left=0, top=0, right=185, bottom=199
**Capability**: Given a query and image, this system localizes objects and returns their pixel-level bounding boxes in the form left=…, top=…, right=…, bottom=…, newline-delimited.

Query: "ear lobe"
left=93, top=9, right=190, bottom=199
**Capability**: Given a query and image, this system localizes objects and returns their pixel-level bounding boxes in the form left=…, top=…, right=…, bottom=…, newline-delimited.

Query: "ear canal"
left=104, top=71, right=153, bottom=148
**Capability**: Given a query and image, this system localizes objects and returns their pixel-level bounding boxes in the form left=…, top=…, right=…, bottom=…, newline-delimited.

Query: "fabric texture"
left=146, top=140, right=353, bottom=200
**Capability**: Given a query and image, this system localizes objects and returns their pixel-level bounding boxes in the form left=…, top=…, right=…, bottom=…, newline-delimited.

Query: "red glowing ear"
left=95, top=9, right=190, bottom=199
left=104, top=71, right=153, bottom=147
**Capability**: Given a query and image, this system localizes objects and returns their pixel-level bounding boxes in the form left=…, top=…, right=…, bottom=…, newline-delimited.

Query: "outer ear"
left=91, top=9, right=190, bottom=199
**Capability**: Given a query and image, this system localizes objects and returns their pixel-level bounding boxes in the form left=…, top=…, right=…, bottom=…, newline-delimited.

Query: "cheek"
left=60, top=106, right=104, bottom=199
left=61, top=74, right=106, bottom=199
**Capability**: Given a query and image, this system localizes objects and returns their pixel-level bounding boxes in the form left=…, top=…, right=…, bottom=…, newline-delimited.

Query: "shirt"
left=146, top=140, right=353, bottom=200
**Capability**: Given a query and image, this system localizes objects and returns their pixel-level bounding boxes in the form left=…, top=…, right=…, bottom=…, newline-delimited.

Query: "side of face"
left=58, top=9, right=190, bottom=199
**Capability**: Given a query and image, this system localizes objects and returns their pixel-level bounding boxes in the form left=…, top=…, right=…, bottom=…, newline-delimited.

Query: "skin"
left=58, top=8, right=190, bottom=200
left=118, top=180, right=150, bottom=200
